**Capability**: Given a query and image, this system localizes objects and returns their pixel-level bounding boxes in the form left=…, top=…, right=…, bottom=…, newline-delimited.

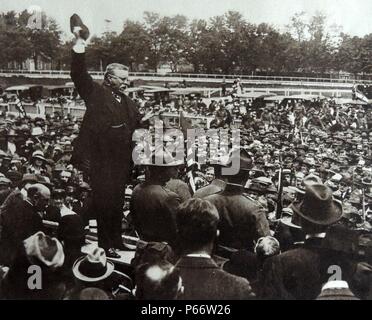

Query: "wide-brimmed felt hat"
left=222, top=148, right=253, bottom=172
left=291, top=184, right=343, bottom=226
left=296, top=173, right=323, bottom=194
left=73, top=247, right=114, bottom=282
left=247, top=176, right=277, bottom=194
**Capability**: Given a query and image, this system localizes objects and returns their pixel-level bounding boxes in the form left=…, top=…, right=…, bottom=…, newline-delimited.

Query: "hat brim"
left=144, top=160, right=184, bottom=167
left=290, top=199, right=343, bottom=226
left=280, top=216, right=301, bottom=229
left=72, top=257, right=114, bottom=282
left=33, top=156, right=47, bottom=162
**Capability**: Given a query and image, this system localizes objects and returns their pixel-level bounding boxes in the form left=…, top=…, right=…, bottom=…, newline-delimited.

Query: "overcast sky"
left=1, top=0, right=371, bottom=39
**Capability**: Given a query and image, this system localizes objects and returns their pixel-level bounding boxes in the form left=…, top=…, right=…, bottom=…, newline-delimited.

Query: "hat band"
left=78, top=259, right=108, bottom=279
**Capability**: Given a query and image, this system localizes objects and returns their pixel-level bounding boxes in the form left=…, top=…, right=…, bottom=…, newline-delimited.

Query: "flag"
left=179, top=111, right=193, bottom=138
left=15, top=98, right=27, bottom=117
left=353, top=85, right=369, bottom=103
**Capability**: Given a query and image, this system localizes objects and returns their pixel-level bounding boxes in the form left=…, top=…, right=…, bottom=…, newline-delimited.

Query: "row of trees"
left=0, top=10, right=61, bottom=69
left=1, top=9, right=372, bottom=75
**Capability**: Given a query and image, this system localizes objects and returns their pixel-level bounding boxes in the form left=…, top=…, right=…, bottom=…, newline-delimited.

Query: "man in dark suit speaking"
left=70, top=15, right=140, bottom=257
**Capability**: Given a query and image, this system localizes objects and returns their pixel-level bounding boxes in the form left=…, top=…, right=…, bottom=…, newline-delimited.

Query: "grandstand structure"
left=0, top=69, right=359, bottom=98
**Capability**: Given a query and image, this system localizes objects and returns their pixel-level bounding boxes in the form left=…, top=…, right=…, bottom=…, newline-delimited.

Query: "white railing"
left=1, top=69, right=372, bottom=85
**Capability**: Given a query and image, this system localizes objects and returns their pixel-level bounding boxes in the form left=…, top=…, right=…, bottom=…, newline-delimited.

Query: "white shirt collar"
left=186, top=253, right=211, bottom=259
left=305, top=233, right=326, bottom=240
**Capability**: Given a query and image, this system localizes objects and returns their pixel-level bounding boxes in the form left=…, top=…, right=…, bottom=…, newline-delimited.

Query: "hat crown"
left=86, top=247, right=107, bottom=267
left=37, top=233, right=58, bottom=262
left=294, top=184, right=343, bottom=225
left=24, top=232, right=64, bottom=268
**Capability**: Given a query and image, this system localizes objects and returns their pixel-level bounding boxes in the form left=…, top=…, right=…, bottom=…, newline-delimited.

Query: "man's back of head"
left=176, top=198, right=219, bottom=254
left=134, top=260, right=183, bottom=300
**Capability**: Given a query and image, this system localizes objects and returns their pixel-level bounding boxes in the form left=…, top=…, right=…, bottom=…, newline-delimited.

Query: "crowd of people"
left=0, top=82, right=371, bottom=300
left=0, top=14, right=371, bottom=300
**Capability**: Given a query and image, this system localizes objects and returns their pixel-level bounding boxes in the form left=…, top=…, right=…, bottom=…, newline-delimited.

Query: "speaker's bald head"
left=28, top=183, right=51, bottom=199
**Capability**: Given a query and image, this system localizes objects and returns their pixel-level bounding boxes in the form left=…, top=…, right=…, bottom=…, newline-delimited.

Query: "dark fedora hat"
left=70, top=14, right=90, bottom=40
left=227, top=148, right=253, bottom=172
left=291, top=184, right=343, bottom=226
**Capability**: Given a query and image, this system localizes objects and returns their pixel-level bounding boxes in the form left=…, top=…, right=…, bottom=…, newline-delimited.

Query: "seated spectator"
left=175, top=198, right=256, bottom=300
left=134, top=260, right=183, bottom=300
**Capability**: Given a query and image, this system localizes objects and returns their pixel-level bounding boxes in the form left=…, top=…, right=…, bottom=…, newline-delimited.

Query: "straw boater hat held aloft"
left=291, top=184, right=343, bottom=226
left=73, top=247, right=114, bottom=282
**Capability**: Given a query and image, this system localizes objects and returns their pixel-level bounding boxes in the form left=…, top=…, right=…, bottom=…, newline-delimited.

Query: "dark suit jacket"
left=0, top=200, right=43, bottom=265
left=70, top=51, right=140, bottom=190
left=205, top=184, right=270, bottom=251
left=131, top=182, right=181, bottom=245
left=260, top=237, right=357, bottom=300
left=165, top=179, right=191, bottom=202
left=175, top=256, right=255, bottom=300
left=193, top=179, right=225, bottom=199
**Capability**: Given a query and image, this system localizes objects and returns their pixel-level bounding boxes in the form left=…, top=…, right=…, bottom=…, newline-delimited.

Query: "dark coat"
left=175, top=256, right=256, bottom=300
left=70, top=51, right=140, bottom=190
left=131, top=182, right=181, bottom=245
left=205, top=184, right=271, bottom=251
left=260, top=237, right=357, bottom=300
left=70, top=50, right=140, bottom=249
left=0, top=200, right=43, bottom=265
left=193, top=179, right=225, bottom=199
left=165, top=179, right=191, bottom=202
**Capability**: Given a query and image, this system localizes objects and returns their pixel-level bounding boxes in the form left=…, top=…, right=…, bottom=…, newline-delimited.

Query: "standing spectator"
left=131, top=149, right=181, bottom=246
left=261, top=184, right=357, bottom=300
left=175, top=198, right=256, bottom=300
left=205, top=149, right=270, bottom=251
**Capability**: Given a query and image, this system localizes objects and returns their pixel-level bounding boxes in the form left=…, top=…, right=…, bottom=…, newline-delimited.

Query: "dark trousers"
left=91, top=168, right=126, bottom=250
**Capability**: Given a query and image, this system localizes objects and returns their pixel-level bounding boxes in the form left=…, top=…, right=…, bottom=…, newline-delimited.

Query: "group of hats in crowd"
left=0, top=88, right=372, bottom=299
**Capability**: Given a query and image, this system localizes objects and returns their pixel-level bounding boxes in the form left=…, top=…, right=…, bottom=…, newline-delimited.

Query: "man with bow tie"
left=70, top=15, right=141, bottom=257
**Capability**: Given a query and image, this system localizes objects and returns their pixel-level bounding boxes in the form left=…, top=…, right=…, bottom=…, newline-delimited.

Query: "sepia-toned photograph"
left=0, top=0, right=371, bottom=304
